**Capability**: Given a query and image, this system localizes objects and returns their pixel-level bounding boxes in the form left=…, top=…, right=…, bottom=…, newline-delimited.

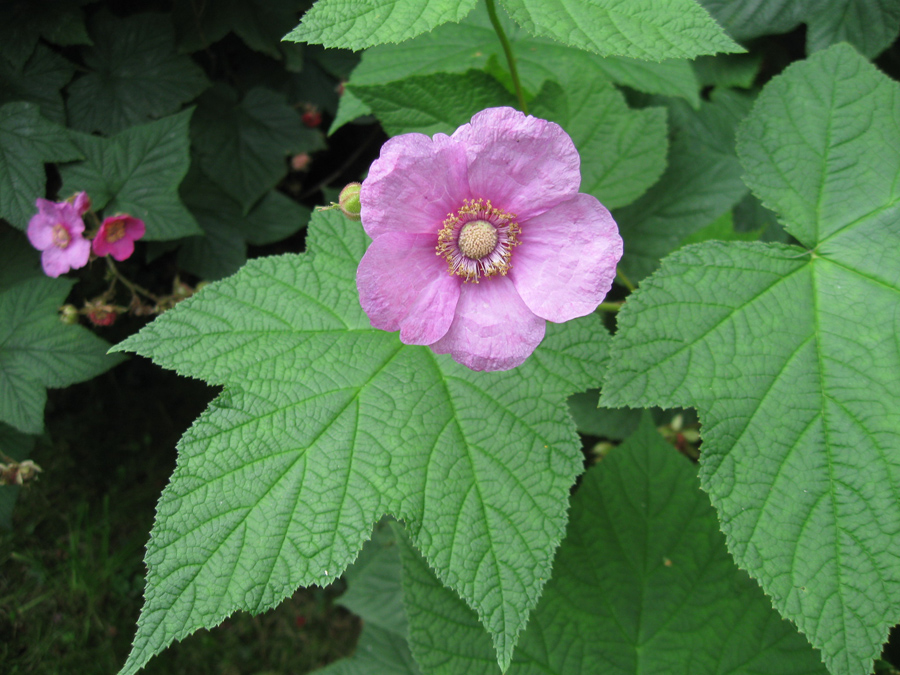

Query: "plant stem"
left=106, top=257, right=159, bottom=303
left=597, top=302, right=623, bottom=313
left=484, top=0, right=528, bottom=115
left=616, top=269, right=636, bottom=292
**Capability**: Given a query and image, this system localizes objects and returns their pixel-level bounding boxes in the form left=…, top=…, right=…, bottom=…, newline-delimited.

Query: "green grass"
left=0, top=361, right=360, bottom=675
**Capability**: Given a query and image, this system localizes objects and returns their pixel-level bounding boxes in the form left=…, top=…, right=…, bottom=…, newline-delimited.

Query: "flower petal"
left=510, top=194, right=623, bottom=323
left=452, top=107, right=581, bottom=221
left=41, top=236, right=90, bottom=277
left=430, top=276, right=545, bottom=371
left=357, top=232, right=460, bottom=345
left=360, top=133, right=469, bottom=239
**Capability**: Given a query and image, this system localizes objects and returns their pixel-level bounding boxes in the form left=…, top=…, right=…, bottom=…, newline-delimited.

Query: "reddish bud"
left=302, top=109, right=322, bottom=128
left=291, top=152, right=311, bottom=171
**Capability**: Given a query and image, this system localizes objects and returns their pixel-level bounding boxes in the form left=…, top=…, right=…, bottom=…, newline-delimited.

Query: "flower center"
left=436, top=199, right=520, bottom=282
left=51, top=223, right=71, bottom=249
left=457, top=220, right=498, bottom=260
left=105, top=219, right=126, bottom=243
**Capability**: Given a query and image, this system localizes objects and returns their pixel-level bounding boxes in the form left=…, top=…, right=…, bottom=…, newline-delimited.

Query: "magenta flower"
left=357, top=107, right=623, bottom=372
left=92, top=214, right=146, bottom=261
left=27, top=198, right=91, bottom=277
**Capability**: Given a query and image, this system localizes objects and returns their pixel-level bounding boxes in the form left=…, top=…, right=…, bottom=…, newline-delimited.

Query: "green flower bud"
left=338, top=182, right=362, bottom=221
left=59, top=304, right=80, bottom=325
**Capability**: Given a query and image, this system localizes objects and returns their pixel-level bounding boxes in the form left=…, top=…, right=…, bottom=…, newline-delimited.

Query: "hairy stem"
left=485, top=0, right=528, bottom=115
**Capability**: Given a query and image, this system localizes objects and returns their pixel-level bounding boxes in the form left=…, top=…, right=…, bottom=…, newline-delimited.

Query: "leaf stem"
left=616, top=269, right=636, bottom=292
left=484, top=0, right=528, bottom=115
left=597, top=302, right=623, bottom=313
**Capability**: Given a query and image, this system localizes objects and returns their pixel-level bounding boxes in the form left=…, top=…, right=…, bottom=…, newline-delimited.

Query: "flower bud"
left=291, top=152, right=311, bottom=171
left=338, top=182, right=362, bottom=221
left=59, top=304, right=80, bottom=325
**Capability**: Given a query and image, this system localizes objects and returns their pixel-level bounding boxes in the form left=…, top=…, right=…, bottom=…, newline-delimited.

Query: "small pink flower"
left=357, top=107, right=623, bottom=372
left=92, top=214, right=145, bottom=261
left=27, top=198, right=91, bottom=277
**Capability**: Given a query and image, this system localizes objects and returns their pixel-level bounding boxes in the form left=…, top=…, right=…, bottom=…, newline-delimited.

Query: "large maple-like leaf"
left=114, top=209, right=608, bottom=674
left=602, top=44, right=900, bottom=675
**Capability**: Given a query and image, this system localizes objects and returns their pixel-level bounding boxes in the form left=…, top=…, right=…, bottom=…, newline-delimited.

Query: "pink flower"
left=27, top=198, right=91, bottom=277
left=92, top=214, right=145, bottom=261
left=357, top=107, right=623, bottom=372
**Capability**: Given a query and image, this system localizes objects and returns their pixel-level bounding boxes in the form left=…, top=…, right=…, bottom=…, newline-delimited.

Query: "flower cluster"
left=357, top=107, right=623, bottom=372
left=26, top=192, right=146, bottom=278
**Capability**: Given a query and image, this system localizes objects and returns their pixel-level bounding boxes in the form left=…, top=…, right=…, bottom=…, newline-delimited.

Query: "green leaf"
left=0, top=226, right=42, bottom=290
left=613, top=90, right=752, bottom=282
left=499, top=0, right=742, bottom=60
left=318, top=624, right=423, bottom=675
left=680, top=209, right=762, bottom=246
left=0, top=44, right=75, bottom=125
left=338, top=520, right=408, bottom=636
left=603, top=44, right=900, bottom=675
left=66, top=12, right=209, bottom=135
left=178, top=167, right=310, bottom=281
left=0, top=422, right=36, bottom=529
left=532, top=79, right=667, bottom=209
left=113, top=209, right=609, bottom=675
left=567, top=390, right=641, bottom=439
left=316, top=520, right=422, bottom=674
left=285, top=0, right=478, bottom=50
left=693, top=52, right=762, bottom=90
left=60, top=110, right=201, bottom=241
left=333, top=3, right=699, bottom=132
left=700, top=0, right=900, bottom=58
left=0, top=277, right=121, bottom=434
left=0, top=102, right=82, bottom=230
left=353, top=71, right=516, bottom=137
left=173, top=0, right=307, bottom=58
left=394, top=416, right=827, bottom=675
left=191, top=85, right=324, bottom=213
left=0, top=0, right=91, bottom=70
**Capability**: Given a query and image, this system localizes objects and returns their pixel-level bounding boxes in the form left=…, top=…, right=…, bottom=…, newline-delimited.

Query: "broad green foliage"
left=191, top=85, right=324, bottom=213
left=0, top=102, right=82, bottom=230
left=693, top=52, right=762, bottom=89
left=60, top=110, right=201, bottom=241
left=178, top=167, right=310, bottom=281
left=319, top=624, right=423, bottom=675
left=614, top=90, right=751, bottom=281
left=390, top=416, right=826, bottom=675
left=172, top=0, right=307, bottom=59
left=285, top=0, right=478, bottom=50
left=333, top=4, right=700, bottom=133
left=318, top=523, right=422, bottom=674
left=531, top=79, right=667, bottom=209
left=352, top=71, right=516, bottom=136
left=0, top=277, right=120, bottom=434
left=350, top=66, right=667, bottom=211
left=0, top=44, right=75, bottom=125
left=680, top=210, right=762, bottom=246
left=66, top=12, right=209, bottom=134
left=0, top=228, right=43, bottom=290
left=499, top=0, right=742, bottom=60
left=338, top=520, right=408, bottom=637
left=603, top=44, right=900, bottom=675
left=114, top=209, right=609, bottom=674
left=700, top=0, right=900, bottom=58
left=0, top=0, right=91, bottom=70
